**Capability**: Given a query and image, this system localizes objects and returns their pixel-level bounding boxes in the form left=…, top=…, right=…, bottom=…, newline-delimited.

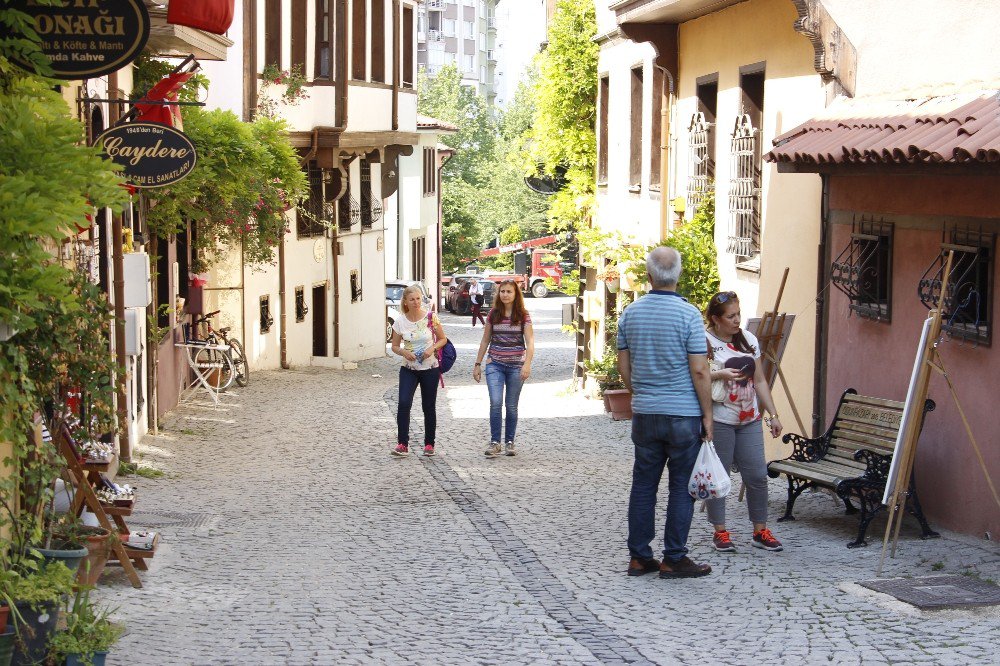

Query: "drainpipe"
left=108, top=72, right=132, bottom=462
left=654, top=65, right=675, bottom=240
left=813, top=174, right=832, bottom=438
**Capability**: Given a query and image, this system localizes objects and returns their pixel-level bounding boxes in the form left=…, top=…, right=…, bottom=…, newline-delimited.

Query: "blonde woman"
left=390, top=285, right=447, bottom=456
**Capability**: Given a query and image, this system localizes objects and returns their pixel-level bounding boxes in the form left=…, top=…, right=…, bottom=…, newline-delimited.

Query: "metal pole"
left=108, top=71, right=131, bottom=462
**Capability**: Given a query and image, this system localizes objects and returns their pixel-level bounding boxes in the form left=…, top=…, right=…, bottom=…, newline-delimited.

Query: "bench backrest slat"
left=829, top=393, right=904, bottom=457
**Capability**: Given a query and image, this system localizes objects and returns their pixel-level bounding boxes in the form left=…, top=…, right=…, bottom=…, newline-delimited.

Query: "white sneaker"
left=504, top=442, right=516, bottom=456
left=484, top=441, right=502, bottom=457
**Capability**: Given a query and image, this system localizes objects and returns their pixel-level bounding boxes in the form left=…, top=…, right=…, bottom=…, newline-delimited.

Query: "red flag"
left=135, top=72, right=194, bottom=128
left=167, top=0, right=235, bottom=35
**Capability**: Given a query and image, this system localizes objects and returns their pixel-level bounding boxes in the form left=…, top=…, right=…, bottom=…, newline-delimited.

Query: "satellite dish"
left=524, top=164, right=567, bottom=195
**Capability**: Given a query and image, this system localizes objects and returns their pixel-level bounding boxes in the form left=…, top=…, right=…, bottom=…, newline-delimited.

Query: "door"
left=312, top=284, right=327, bottom=357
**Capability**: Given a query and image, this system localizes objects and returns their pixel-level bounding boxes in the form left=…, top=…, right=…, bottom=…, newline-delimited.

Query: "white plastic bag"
left=688, top=440, right=732, bottom=500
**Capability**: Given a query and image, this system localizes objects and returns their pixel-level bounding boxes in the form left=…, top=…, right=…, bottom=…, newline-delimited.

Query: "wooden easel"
left=877, top=251, right=951, bottom=575
left=755, top=268, right=808, bottom=435
left=878, top=250, right=1000, bottom=574
left=58, top=431, right=144, bottom=588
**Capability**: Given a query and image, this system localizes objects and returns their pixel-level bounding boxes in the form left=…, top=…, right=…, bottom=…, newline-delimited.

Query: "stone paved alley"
left=96, top=297, right=1000, bottom=665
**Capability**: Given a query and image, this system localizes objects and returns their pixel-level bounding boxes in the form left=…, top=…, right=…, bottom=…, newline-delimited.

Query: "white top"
left=706, top=328, right=761, bottom=426
left=393, top=311, right=440, bottom=371
left=469, top=281, right=484, bottom=296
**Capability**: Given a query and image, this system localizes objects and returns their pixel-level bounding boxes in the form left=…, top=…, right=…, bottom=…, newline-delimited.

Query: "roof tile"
left=766, top=91, right=1000, bottom=167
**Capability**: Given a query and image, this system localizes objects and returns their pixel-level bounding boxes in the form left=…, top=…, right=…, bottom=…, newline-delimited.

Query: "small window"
left=629, top=65, right=643, bottom=189
left=295, top=286, right=309, bottom=322
left=831, top=217, right=893, bottom=322
left=260, top=295, right=274, bottom=333
left=315, top=0, right=333, bottom=80
left=423, top=148, right=437, bottom=197
left=597, top=76, right=609, bottom=185
left=728, top=66, right=764, bottom=261
left=412, top=237, right=426, bottom=281
left=350, top=269, right=362, bottom=303
left=297, top=161, right=328, bottom=238
left=919, top=228, right=995, bottom=345
left=338, top=178, right=358, bottom=231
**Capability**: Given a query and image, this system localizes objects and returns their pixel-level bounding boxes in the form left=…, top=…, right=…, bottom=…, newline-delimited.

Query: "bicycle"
left=191, top=310, right=249, bottom=389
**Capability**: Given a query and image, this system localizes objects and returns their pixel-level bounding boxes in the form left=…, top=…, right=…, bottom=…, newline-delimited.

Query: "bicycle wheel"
left=229, top=338, right=249, bottom=387
left=193, top=344, right=236, bottom=391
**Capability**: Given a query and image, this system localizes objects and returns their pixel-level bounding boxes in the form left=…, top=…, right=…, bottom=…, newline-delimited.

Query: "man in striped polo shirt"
left=616, top=246, right=714, bottom=579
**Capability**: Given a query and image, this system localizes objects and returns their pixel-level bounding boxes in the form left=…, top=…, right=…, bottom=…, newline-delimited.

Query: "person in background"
left=390, top=285, right=447, bottom=457
left=704, top=290, right=784, bottom=552
left=469, top=277, right=486, bottom=327
left=617, top=247, right=714, bottom=579
left=473, top=280, right=534, bottom=457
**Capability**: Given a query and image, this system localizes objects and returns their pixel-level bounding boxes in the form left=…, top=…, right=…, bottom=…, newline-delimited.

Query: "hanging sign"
left=96, top=123, right=197, bottom=188
left=9, top=0, right=150, bottom=79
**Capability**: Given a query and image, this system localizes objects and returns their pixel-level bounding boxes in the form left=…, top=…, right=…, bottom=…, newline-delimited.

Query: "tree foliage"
left=418, top=65, right=548, bottom=272
left=528, top=0, right=598, bottom=232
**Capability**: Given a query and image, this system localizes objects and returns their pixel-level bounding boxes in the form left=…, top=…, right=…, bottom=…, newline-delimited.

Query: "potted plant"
left=4, top=560, right=76, bottom=665
left=596, top=265, right=621, bottom=293
left=47, top=587, right=123, bottom=666
left=49, top=515, right=113, bottom=588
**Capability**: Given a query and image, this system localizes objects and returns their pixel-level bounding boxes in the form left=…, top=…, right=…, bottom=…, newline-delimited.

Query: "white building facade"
left=418, top=0, right=500, bottom=102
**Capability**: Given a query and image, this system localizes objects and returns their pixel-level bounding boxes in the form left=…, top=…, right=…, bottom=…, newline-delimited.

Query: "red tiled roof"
left=416, top=114, right=459, bottom=132
left=765, top=91, right=1000, bottom=167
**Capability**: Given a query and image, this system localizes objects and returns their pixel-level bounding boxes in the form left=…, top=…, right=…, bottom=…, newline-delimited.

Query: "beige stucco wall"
left=675, top=0, right=827, bottom=452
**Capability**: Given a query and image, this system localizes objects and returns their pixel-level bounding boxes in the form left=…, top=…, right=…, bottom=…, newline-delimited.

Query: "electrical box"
left=124, top=308, right=143, bottom=356
left=122, top=252, right=151, bottom=308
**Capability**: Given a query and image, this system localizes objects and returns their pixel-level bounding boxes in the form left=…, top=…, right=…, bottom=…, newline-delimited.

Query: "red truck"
left=477, top=235, right=564, bottom=298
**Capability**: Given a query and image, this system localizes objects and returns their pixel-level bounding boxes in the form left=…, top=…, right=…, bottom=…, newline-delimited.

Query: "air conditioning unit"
left=124, top=308, right=144, bottom=356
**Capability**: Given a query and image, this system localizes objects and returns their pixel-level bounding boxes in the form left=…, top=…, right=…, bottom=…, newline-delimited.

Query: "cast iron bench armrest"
left=781, top=432, right=828, bottom=463
left=854, top=448, right=893, bottom=483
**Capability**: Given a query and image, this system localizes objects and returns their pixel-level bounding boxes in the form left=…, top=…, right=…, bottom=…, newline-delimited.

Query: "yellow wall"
left=678, top=0, right=827, bottom=454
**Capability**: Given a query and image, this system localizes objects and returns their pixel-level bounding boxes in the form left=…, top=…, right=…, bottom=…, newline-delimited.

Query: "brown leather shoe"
left=627, top=557, right=660, bottom=577
left=658, top=556, right=712, bottom=578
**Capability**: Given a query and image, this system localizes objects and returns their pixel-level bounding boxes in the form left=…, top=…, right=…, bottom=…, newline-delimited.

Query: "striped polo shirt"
left=616, top=290, right=707, bottom=416
left=488, top=309, right=532, bottom=367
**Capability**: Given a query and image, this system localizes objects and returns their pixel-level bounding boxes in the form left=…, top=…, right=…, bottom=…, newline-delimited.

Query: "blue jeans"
left=627, top=413, right=702, bottom=563
left=397, top=366, right=440, bottom=445
left=485, top=361, right=523, bottom=443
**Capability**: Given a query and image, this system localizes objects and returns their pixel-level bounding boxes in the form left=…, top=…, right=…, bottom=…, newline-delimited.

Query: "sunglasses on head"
left=716, top=291, right=738, bottom=303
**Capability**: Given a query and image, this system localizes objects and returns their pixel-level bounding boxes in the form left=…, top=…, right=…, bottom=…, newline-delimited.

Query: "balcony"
left=428, top=29, right=445, bottom=42
left=487, top=16, right=496, bottom=30
left=487, top=50, right=497, bottom=63
left=427, top=0, right=444, bottom=10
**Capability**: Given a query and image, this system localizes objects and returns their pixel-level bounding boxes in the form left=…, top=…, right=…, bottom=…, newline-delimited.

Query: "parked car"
left=447, top=277, right=494, bottom=316
left=385, top=280, right=431, bottom=342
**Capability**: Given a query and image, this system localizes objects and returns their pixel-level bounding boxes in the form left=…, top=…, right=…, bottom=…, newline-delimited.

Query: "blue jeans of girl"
left=485, top=361, right=523, bottom=443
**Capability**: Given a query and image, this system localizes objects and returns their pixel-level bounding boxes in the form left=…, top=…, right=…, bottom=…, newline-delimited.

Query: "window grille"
left=295, top=286, right=308, bottom=322
left=687, top=112, right=713, bottom=210
left=359, top=158, right=382, bottom=229
left=830, top=217, right=893, bottom=322
left=260, top=295, right=274, bottom=333
left=918, top=228, right=995, bottom=345
left=338, top=179, right=361, bottom=231
left=297, top=162, right=331, bottom=237
left=727, top=114, right=760, bottom=259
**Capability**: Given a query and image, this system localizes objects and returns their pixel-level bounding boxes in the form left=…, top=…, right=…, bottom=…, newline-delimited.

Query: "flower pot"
left=11, top=600, right=59, bottom=666
left=67, top=652, right=108, bottom=666
left=30, top=543, right=88, bottom=573
left=0, top=606, right=8, bottom=633
left=602, top=388, right=633, bottom=420
left=76, top=527, right=112, bottom=588
left=0, top=624, right=14, bottom=666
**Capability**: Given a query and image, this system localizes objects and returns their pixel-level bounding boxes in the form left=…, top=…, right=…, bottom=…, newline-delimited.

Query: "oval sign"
left=10, top=0, right=150, bottom=80
left=97, top=123, right=198, bottom=189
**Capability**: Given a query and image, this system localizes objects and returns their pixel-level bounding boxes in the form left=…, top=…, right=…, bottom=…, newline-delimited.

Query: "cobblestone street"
left=96, top=297, right=1000, bottom=665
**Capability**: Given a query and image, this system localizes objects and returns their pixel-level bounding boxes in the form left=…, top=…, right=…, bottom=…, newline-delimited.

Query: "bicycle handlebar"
left=194, top=309, right=221, bottom=323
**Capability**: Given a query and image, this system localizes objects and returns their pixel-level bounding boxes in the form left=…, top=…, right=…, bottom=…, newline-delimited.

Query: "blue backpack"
left=428, top=312, right=456, bottom=373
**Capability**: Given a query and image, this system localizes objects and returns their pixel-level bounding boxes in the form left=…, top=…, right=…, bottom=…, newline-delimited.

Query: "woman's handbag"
left=710, top=360, right=727, bottom=402
left=427, top=312, right=456, bottom=374
left=688, top=440, right=732, bottom=500
left=707, top=338, right=727, bottom=402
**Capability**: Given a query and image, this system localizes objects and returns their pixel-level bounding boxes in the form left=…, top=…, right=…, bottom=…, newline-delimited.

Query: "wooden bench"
left=767, top=389, right=940, bottom=548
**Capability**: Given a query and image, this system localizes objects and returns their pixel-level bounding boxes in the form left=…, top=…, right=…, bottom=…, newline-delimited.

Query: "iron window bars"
left=918, top=228, right=995, bottom=346
left=359, top=158, right=383, bottom=229
left=687, top=112, right=713, bottom=211
left=295, top=286, right=309, bottom=322
left=337, top=180, right=361, bottom=232
left=259, top=295, right=274, bottom=333
left=831, top=217, right=894, bottom=322
left=297, top=162, right=331, bottom=237
left=727, top=113, right=760, bottom=259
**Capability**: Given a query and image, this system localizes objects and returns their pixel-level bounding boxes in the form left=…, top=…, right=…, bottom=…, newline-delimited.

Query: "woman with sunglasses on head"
left=704, top=291, right=784, bottom=553
left=472, top=280, right=534, bottom=457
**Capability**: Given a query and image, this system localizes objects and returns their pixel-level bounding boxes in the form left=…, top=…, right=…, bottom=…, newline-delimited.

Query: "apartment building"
left=417, top=0, right=500, bottom=102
